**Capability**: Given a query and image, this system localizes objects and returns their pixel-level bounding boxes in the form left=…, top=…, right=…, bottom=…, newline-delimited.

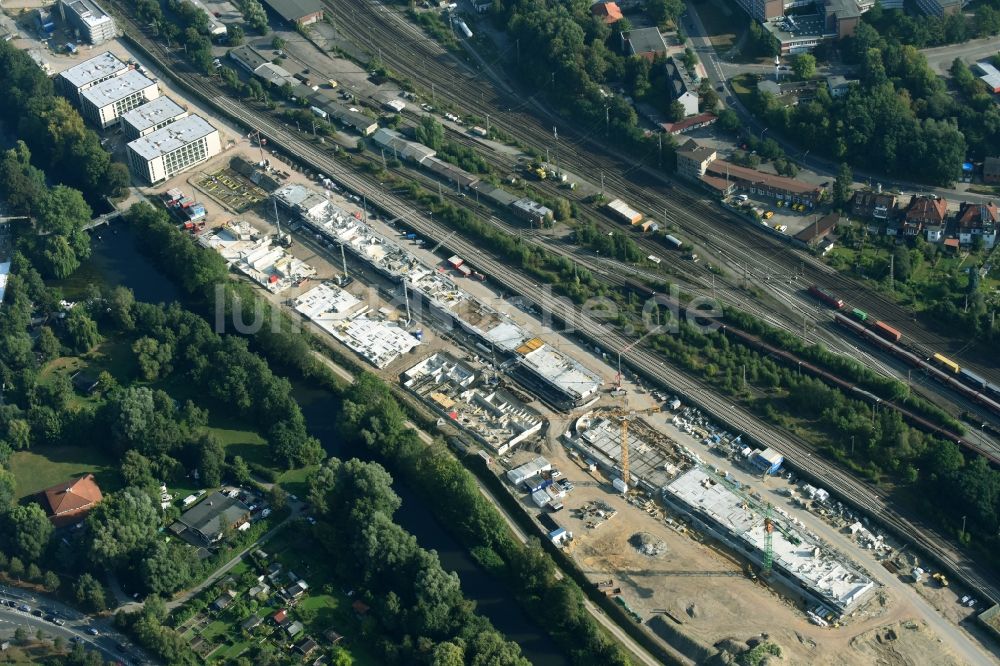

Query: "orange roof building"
left=40, top=474, right=103, bottom=526
left=591, top=1, right=624, bottom=23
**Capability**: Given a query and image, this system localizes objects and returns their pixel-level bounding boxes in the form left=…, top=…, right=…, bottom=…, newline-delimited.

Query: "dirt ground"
left=513, top=437, right=969, bottom=666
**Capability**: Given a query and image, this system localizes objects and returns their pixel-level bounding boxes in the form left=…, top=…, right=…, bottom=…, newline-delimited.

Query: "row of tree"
left=645, top=321, right=1000, bottom=559
left=328, top=374, right=634, bottom=665
left=0, top=41, right=129, bottom=204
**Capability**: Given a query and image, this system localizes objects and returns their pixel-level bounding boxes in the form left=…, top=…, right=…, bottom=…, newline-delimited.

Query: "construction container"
left=613, top=477, right=628, bottom=494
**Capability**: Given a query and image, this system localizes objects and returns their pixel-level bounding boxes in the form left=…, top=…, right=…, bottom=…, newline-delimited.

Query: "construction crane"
left=606, top=405, right=661, bottom=492
left=718, top=475, right=800, bottom=577
left=763, top=503, right=775, bottom=576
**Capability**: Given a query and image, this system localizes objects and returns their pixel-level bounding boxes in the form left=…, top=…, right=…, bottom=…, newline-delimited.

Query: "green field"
left=9, top=445, right=122, bottom=500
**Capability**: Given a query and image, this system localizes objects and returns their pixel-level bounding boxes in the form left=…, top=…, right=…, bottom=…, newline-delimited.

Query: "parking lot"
left=730, top=194, right=822, bottom=237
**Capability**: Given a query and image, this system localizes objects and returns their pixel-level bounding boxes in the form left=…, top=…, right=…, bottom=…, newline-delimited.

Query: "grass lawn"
left=276, top=465, right=319, bottom=498
left=9, top=444, right=123, bottom=499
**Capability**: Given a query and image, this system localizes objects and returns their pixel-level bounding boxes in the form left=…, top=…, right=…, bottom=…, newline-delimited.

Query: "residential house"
left=902, top=195, right=948, bottom=238
left=37, top=474, right=103, bottom=527
left=591, top=1, right=623, bottom=23
left=794, top=213, right=841, bottom=247
left=621, top=27, right=667, bottom=61
left=248, top=583, right=270, bottom=598
left=826, top=75, right=857, bottom=98
left=324, top=628, right=345, bottom=645
left=273, top=609, right=289, bottom=625
left=285, top=580, right=309, bottom=599
left=984, top=157, right=1000, bottom=184
left=664, top=56, right=699, bottom=117
left=286, top=620, right=305, bottom=637
left=211, top=590, right=237, bottom=612
left=850, top=190, right=897, bottom=221
left=955, top=201, right=998, bottom=249
left=295, top=637, right=319, bottom=656
left=241, top=614, right=263, bottom=631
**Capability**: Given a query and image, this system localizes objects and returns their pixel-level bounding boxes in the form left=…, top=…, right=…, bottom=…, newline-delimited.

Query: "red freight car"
left=871, top=320, right=902, bottom=343
left=808, top=285, right=845, bottom=309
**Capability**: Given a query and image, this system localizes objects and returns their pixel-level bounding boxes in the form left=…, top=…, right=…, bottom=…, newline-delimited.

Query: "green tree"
left=43, top=570, right=60, bottom=591
left=141, top=541, right=192, bottom=594
left=35, top=326, right=61, bottom=361
left=792, top=53, right=816, bottom=79
left=107, top=286, right=136, bottom=331
left=228, top=24, right=245, bottom=46
left=833, top=163, right=853, bottom=210
left=132, top=336, right=173, bottom=381
left=891, top=244, right=912, bottom=283
left=8, top=556, right=23, bottom=578
left=121, top=450, right=156, bottom=489
left=414, top=115, right=444, bottom=151
left=196, top=433, right=225, bottom=487
left=5, top=503, right=53, bottom=561
left=667, top=100, right=686, bottom=122
left=230, top=455, right=251, bottom=486
left=0, top=466, right=16, bottom=508
left=73, top=573, right=106, bottom=612
left=85, top=488, right=160, bottom=569
left=64, top=307, right=100, bottom=352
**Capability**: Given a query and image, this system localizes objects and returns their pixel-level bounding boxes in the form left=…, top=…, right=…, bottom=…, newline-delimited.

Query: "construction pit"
left=519, top=412, right=971, bottom=665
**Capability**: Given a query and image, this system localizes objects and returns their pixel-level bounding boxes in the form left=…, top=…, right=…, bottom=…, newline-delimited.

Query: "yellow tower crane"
left=608, top=405, right=661, bottom=492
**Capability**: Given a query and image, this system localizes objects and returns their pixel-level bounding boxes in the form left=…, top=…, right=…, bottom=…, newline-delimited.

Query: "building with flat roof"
left=984, top=157, right=1000, bottom=184
left=58, top=0, right=116, bottom=45
left=663, top=467, right=874, bottom=614
left=621, top=27, right=667, bottom=60
left=676, top=141, right=717, bottom=180
left=372, top=128, right=437, bottom=163
left=120, top=96, right=188, bottom=140
left=80, top=69, right=159, bottom=128
left=704, top=160, right=822, bottom=205
left=126, top=115, right=221, bottom=184
left=57, top=51, right=128, bottom=103
left=228, top=45, right=270, bottom=73
left=511, top=198, right=553, bottom=226
left=823, top=0, right=861, bottom=38
left=976, top=62, right=1000, bottom=94
left=734, top=0, right=784, bottom=21
left=263, top=0, right=324, bottom=25
left=170, top=491, right=250, bottom=546
left=513, top=338, right=602, bottom=407
left=914, top=0, right=961, bottom=15
left=184, top=0, right=228, bottom=36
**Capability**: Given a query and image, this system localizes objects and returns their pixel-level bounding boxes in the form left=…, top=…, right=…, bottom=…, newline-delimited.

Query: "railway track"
left=111, top=10, right=1000, bottom=609
left=325, top=0, right=1000, bottom=384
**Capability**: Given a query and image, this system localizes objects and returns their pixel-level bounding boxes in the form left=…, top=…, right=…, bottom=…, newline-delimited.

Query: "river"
left=82, top=221, right=563, bottom=665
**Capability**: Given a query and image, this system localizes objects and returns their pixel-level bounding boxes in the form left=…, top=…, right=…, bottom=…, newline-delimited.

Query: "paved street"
left=922, top=37, right=1000, bottom=74
left=0, top=584, right=150, bottom=664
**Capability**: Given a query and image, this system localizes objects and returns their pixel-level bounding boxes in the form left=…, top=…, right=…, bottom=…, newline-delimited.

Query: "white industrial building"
left=120, top=97, right=188, bottom=140
left=58, top=0, right=116, bottom=45
left=80, top=69, right=159, bottom=128
left=663, top=467, right=874, bottom=615
left=57, top=51, right=128, bottom=103
left=507, top=456, right=552, bottom=486
left=126, top=115, right=221, bottom=184
left=202, top=221, right=317, bottom=292
left=294, top=283, right=419, bottom=368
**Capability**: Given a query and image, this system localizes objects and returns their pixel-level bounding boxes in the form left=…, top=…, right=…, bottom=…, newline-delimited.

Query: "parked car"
left=87, top=627, right=100, bottom=636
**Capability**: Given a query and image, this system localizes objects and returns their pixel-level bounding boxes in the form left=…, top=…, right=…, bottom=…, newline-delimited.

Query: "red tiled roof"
left=904, top=195, right=948, bottom=224
left=705, top=160, right=821, bottom=195
left=273, top=609, right=288, bottom=623
left=956, top=201, right=998, bottom=228
left=591, top=1, right=623, bottom=22
left=662, top=112, right=717, bottom=135
left=43, top=474, right=102, bottom=519
left=700, top=174, right=733, bottom=194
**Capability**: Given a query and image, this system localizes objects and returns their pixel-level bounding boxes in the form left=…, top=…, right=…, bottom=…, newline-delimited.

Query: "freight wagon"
left=807, top=285, right=844, bottom=309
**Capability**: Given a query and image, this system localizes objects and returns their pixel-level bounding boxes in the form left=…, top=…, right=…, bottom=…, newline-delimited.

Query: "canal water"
left=82, top=221, right=563, bottom=665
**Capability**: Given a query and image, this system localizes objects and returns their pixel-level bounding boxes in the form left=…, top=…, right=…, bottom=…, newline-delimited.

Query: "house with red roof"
left=955, top=201, right=997, bottom=249
left=38, top=474, right=103, bottom=526
left=591, top=1, right=623, bottom=24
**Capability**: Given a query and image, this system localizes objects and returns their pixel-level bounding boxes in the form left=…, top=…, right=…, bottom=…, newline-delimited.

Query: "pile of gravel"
left=629, top=532, right=668, bottom=557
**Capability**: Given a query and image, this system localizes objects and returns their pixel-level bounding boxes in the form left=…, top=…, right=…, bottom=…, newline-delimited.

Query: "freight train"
left=808, top=285, right=1000, bottom=415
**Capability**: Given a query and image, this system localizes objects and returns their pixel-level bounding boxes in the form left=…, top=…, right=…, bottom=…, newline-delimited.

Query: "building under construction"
left=566, top=411, right=694, bottom=491
left=662, top=468, right=874, bottom=616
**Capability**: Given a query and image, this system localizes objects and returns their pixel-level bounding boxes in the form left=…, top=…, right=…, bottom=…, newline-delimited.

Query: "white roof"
left=127, top=115, right=217, bottom=161
left=977, top=62, right=1000, bottom=89
left=59, top=50, right=126, bottom=88
left=119, top=96, right=186, bottom=132
left=62, top=0, right=114, bottom=27
left=81, top=69, right=155, bottom=108
left=665, top=468, right=874, bottom=612
left=518, top=344, right=602, bottom=401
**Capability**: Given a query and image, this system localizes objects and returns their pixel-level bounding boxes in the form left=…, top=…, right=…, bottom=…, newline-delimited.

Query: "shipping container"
left=447, top=255, right=464, bottom=268
left=457, top=264, right=472, bottom=277
left=807, top=285, right=844, bottom=309
left=959, top=368, right=987, bottom=390
left=850, top=308, right=868, bottom=322
left=932, top=353, right=960, bottom=374
left=871, top=320, right=902, bottom=343
left=470, top=126, right=488, bottom=137
left=456, top=19, right=473, bottom=39
left=310, top=106, right=328, bottom=119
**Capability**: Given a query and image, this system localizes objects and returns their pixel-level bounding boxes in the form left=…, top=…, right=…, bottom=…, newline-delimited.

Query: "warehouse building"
left=126, top=115, right=221, bottom=184
left=58, top=0, right=116, bottom=45
left=80, top=69, right=159, bottom=128
left=663, top=467, right=874, bottom=615
left=511, top=198, right=553, bottom=226
left=263, top=0, right=324, bottom=26
left=57, top=51, right=129, bottom=103
left=120, top=96, right=188, bottom=140
left=228, top=44, right=269, bottom=73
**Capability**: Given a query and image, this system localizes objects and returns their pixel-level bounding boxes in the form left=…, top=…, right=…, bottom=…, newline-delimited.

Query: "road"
left=683, top=0, right=999, bottom=206
left=0, top=584, right=149, bottom=664
left=921, top=37, right=1000, bottom=74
